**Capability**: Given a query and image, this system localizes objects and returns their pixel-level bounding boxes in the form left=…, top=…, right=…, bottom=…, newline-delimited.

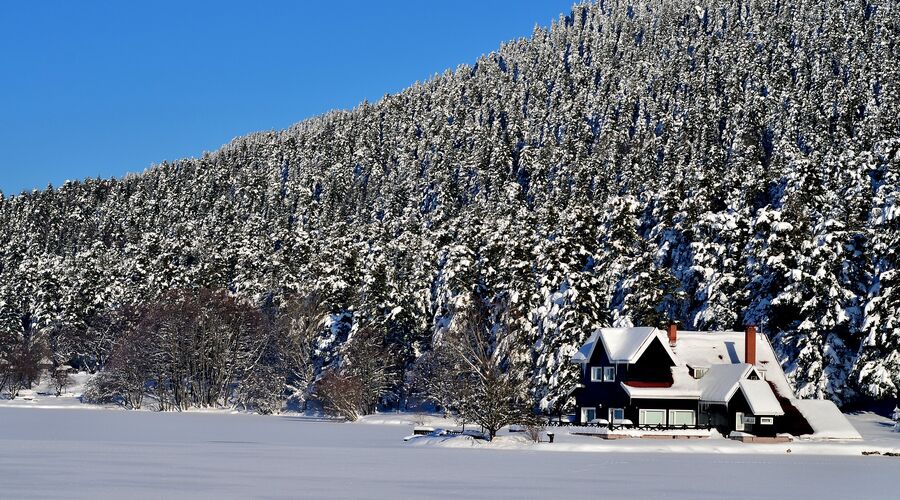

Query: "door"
left=735, top=412, right=745, bottom=432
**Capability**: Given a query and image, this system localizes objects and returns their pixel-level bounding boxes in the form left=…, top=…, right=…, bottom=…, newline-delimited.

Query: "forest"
left=0, top=0, right=898, bottom=417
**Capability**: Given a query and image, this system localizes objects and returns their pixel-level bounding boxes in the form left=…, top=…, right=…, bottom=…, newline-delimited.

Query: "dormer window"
left=689, top=365, right=709, bottom=379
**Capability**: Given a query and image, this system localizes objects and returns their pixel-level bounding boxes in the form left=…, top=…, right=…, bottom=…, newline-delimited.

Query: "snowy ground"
left=0, top=403, right=898, bottom=499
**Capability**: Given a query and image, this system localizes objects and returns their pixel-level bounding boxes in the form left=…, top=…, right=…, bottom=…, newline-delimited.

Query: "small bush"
left=523, top=422, right=546, bottom=443
left=316, top=370, right=367, bottom=421
left=81, top=374, right=124, bottom=406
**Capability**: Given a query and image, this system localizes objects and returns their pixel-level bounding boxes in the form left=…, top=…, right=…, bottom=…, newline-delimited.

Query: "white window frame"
left=668, top=409, right=696, bottom=427
left=581, top=407, right=597, bottom=423
left=603, top=366, right=616, bottom=382
left=759, top=417, right=774, bottom=425
left=610, top=408, right=625, bottom=421
left=639, top=409, right=667, bottom=426
left=590, top=367, right=603, bottom=382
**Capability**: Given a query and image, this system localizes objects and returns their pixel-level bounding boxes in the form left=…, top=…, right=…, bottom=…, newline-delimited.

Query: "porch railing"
left=545, top=420, right=714, bottom=432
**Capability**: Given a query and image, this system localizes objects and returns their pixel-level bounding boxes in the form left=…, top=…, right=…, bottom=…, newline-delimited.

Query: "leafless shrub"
left=52, top=368, right=72, bottom=396
left=524, top=421, right=546, bottom=443
left=412, top=412, right=428, bottom=426
left=316, top=369, right=367, bottom=421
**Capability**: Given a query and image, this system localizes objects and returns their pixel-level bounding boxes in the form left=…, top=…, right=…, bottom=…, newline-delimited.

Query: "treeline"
left=1, top=0, right=899, bottom=410
left=2, top=286, right=537, bottom=435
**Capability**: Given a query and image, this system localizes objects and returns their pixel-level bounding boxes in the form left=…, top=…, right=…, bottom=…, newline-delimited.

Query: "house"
left=570, top=325, right=797, bottom=437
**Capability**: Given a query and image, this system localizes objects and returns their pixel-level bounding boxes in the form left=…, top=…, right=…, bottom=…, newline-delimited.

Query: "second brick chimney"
left=667, top=323, right=678, bottom=346
left=745, top=325, right=757, bottom=365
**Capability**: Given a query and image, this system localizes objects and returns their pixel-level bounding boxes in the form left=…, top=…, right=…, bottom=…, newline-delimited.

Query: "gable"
left=572, top=327, right=678, bottom=366
left=738, top=379, right=785, bottom=416
left=700, top=364, right=752, bottom=403
left=635, top=337, right=677, bottom=368
left=587, top=334, right=612, bottom=365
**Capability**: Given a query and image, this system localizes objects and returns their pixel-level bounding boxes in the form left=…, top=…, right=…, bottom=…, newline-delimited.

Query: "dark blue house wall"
left=574, top=336, right=691, bottom=425
left=573, top=338, right=629, bottom=423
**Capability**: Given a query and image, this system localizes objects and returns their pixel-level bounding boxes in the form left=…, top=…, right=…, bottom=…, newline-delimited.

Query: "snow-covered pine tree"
left=856, top=139, right=900, bottom=399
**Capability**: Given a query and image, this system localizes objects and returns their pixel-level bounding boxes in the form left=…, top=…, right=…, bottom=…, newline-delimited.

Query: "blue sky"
left=0, top=1, right=574, bottom=195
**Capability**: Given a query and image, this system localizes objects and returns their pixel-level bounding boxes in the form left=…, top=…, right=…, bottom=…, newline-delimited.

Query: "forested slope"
left=1, top=0, right=898, bottom=409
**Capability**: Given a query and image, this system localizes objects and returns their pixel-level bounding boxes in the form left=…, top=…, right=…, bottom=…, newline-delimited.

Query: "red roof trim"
left=624, top=380, right=674, bottom=388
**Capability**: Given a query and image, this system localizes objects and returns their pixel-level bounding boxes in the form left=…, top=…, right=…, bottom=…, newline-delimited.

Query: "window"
left=759, top=417, right=774, bottom=425
left=581, top=407, right=597, bottom=423
left=591, top=366, right=615, bottom=382
left=668, top=410, right=696, bottom=426
left=610, top=408, right=625, bottom=421
left=639, top=409, right=666, bottom=426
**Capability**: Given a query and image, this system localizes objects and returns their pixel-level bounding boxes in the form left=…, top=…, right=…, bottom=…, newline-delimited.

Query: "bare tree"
left=432, top=293, right=535, bottom=440
left=276, top=292, right=326, bottom=410
left=84, top=321, right=155, bottom=409
left=81, top=306, right=140, bottom=372
left=341, top=326, right=400, bottom=415
left=85, top=290, right=274, bottom=412
left=410, top=346, right=467, bottom=416
left=0, top=331, right=13, bottom=396
left=314, top=325, right=400, bottom=420
left=0, top=316, right=48, bottom=396
left=233, top=316, right=285, bottom=414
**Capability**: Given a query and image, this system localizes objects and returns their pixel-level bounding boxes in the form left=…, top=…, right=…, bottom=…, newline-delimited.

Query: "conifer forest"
left=1, top=0, right=898, bottom=415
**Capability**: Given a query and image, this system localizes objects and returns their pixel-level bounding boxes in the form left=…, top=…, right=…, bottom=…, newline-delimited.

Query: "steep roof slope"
left=673, top=331, right=795, bottom=399
left=572, top=327, right=677, bottom=365
left=699, top=363, right=754, bottom=403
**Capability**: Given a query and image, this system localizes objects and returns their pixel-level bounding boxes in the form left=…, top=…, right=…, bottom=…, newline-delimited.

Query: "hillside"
left=0, top=0, right=898, bottom=410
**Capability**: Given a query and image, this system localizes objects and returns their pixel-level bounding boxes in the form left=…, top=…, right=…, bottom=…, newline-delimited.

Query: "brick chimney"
left=745, top=325, right=757, bottom=365
left=667, top=323, right=678, bottom=346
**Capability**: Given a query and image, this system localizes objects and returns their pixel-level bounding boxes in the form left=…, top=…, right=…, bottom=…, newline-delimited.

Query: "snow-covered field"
left=0, top=403, right=898, bottom=499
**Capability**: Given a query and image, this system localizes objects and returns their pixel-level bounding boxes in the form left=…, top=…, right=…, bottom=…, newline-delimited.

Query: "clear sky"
left=0, top=1, right=575, bottom=195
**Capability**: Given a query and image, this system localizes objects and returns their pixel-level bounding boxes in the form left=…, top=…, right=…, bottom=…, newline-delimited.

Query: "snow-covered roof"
left=620, top=369, right=702, bottom=400
left=671, top=330, right=795, bottom=399
left=571, top=332, right=598, bottom=363
left=699, top=364, right=753, bottom=403
left=791, top=399, right=862, bottom=440
left=738, top=379, right=784, bottom=416
left=571, top=327, right=676, bottom=365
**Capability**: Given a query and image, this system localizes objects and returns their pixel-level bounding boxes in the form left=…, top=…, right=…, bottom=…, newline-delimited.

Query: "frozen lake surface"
left=0, top=406, right=897, bottom=499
